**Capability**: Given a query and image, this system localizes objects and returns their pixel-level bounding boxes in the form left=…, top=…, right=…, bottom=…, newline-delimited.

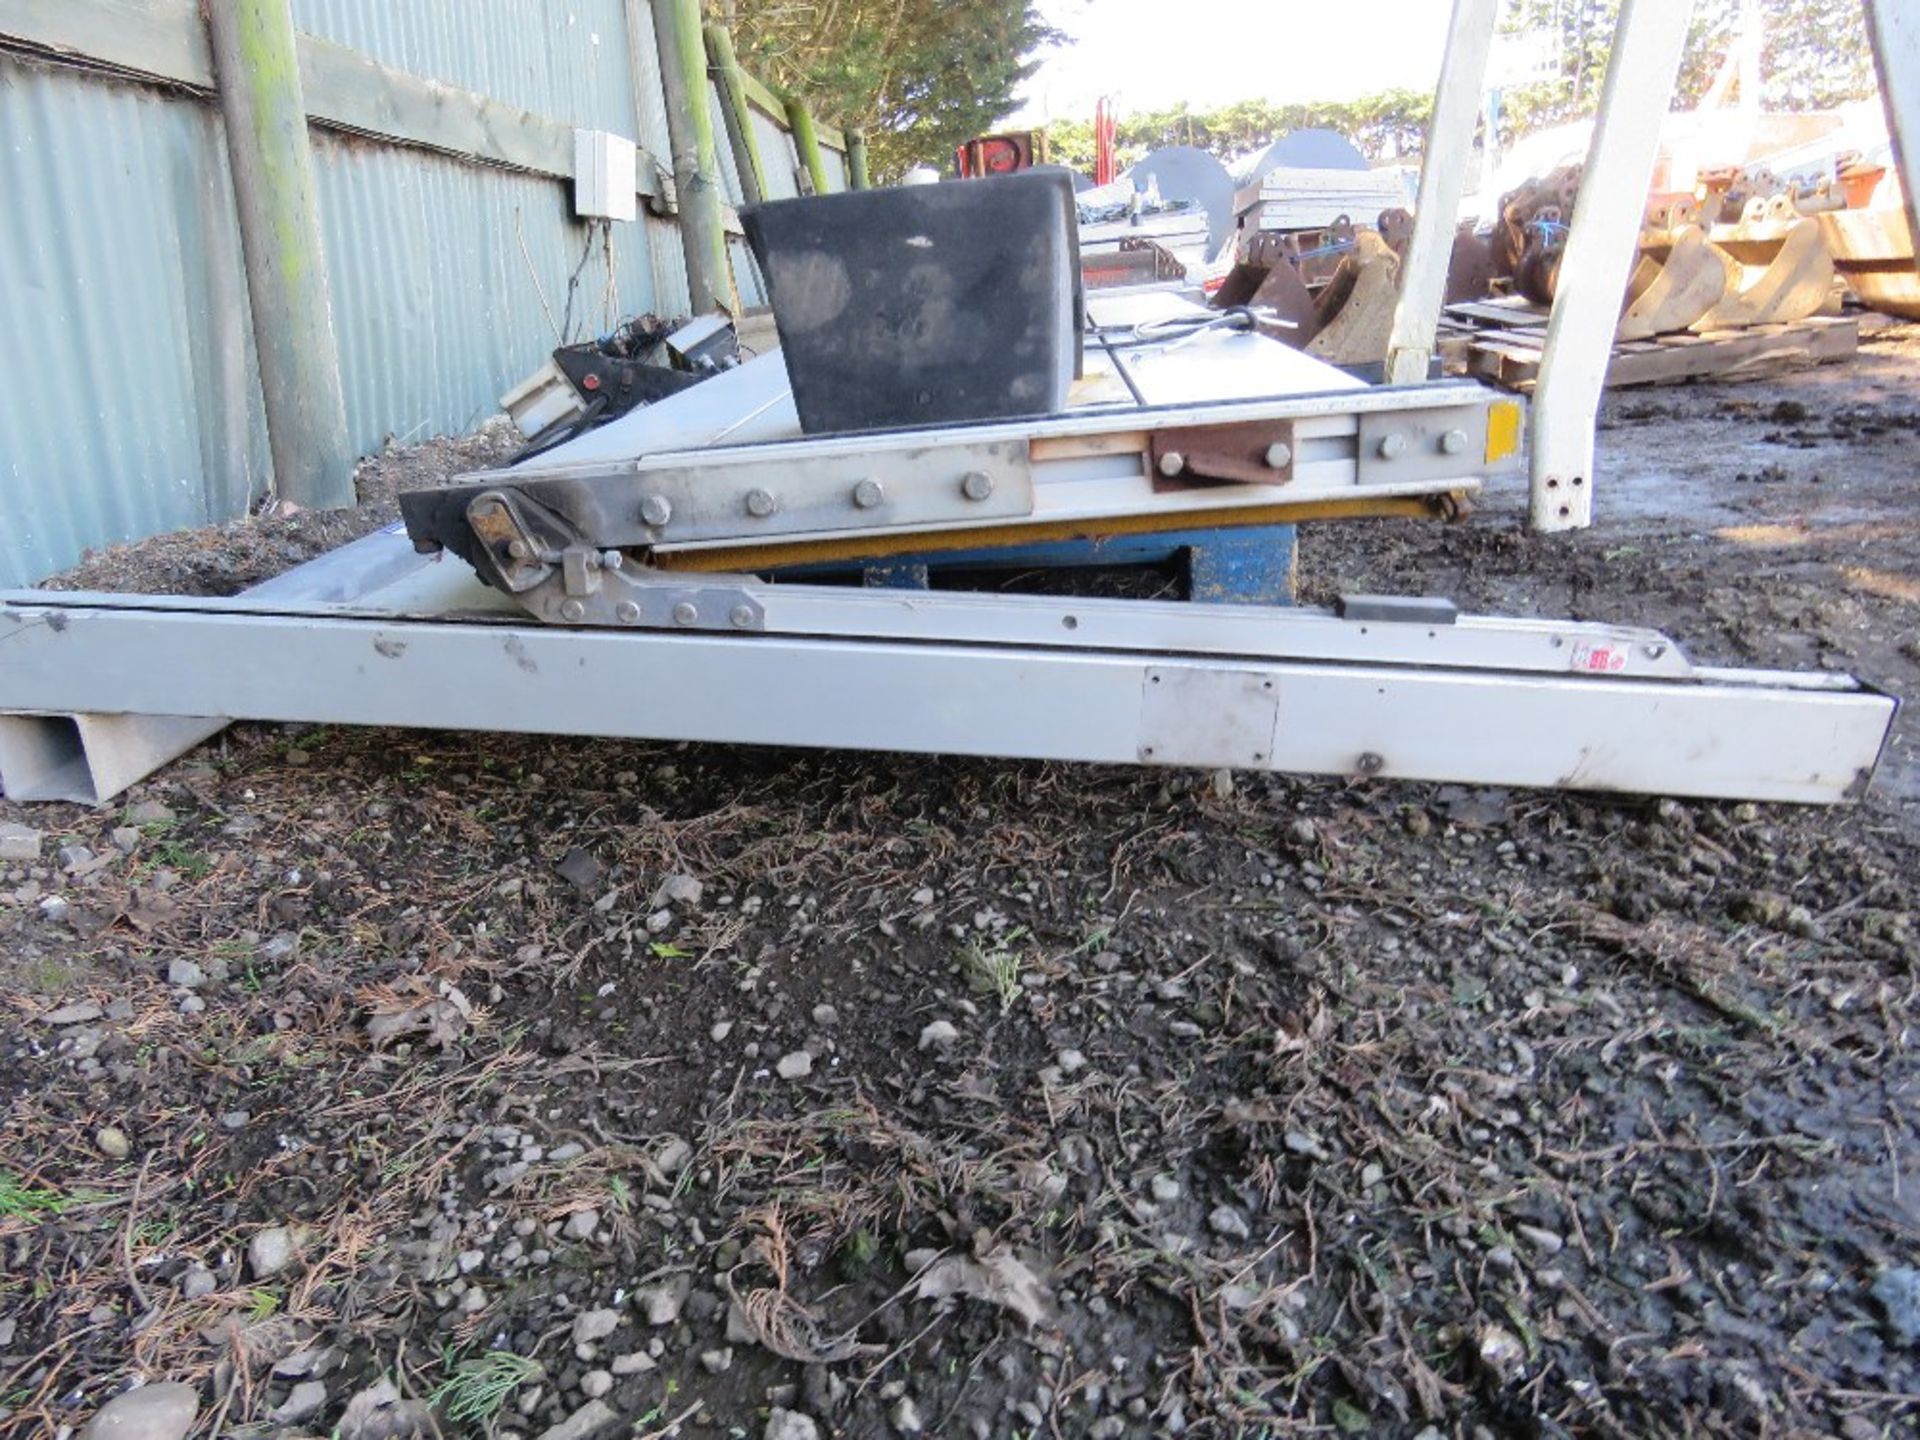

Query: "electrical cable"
left=1091, top=306, right=1261, bottom=351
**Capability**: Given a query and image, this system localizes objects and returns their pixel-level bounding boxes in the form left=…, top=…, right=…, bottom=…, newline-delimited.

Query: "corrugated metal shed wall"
left=750, top=107, right=803, bottom=200
left=817, top=143, right=849, bottom=193
left=742, top=105, right=851, bottom=202
left=291, top=0, right=639, bottom=134
left=0, top=2, right=841, bottom=585
left=313, top=134, right=665, bottom=453
left=0, top=56, right=270, bottom=588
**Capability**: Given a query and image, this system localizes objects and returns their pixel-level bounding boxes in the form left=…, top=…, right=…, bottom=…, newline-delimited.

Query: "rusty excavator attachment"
left=1213, top=212, right=1491, bottom=370
left=1689, top=193, right=1837, bottom=331
left=1496, top=164, right=1837, bottom=340
left=1303, top=229, right=1403, bottom=366
left=1619, top=199, right=1734, bottom=341
left=1211, top=152, right=1842, bottom=371
left=1211, top=229, right=1324, bottom=340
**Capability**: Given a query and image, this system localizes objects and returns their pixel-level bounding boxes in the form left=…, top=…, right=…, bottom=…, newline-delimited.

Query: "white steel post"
left=1385, top=0, right=1501, bottom=386
left=1528, top=0, right=1694, bottom=532
left=1864, top=0, right=1920, bottom=249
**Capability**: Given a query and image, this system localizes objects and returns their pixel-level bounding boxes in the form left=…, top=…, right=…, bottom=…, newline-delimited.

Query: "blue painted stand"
left=779, top=524, right=1298, bottom=606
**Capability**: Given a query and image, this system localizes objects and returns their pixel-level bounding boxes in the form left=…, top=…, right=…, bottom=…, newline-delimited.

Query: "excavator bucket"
left=1304, top=230, right=1401, bottom=367
left=1245, top=260, right=1320, bottom=342
left=1692, top=195, right=1836, bottom=332
left=1211, top=231, right=1323, bottom=343
left=1379, top=207, right=1499, bottom=304
left=1618, top=204, right=1733, bottom=341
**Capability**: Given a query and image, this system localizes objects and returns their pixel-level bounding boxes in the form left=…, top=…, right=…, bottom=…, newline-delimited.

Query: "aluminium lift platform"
left=0, top=291, right=1897, bottom=807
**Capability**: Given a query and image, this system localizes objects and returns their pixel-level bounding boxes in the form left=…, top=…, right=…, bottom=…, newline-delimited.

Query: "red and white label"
left=1571, top=644, right=1629, bottom=674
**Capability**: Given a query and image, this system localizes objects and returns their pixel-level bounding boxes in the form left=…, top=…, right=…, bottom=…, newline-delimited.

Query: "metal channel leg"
left=1529, top=0, right=1694, bottom=532
left=1866, top=0, right=1920, bottom=248
left=0, top=527, right=436, bottom=805
left=1385, top=0, right=1501, bottom=386
left=0, top=713, right=227, bottom=805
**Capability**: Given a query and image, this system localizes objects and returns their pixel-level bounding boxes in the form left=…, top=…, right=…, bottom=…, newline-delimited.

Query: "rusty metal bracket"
left=464, top=489, right=581, bottom=595
left=1147, top=420, right=1297, bottom=489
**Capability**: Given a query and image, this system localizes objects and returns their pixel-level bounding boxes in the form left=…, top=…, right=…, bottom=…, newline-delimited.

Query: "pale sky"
left=1010, top=0, right=1456, bottom=125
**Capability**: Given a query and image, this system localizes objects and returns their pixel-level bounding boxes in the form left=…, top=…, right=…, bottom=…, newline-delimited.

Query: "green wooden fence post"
left=203, top=0, right=355, bottom=509
left=846, top=128, right=871, bottom=189
left=704, top=22, right=765, bottom=207
left=651, top=0, right=735, bottom=313
left=781, top=92, right=832, bottom=196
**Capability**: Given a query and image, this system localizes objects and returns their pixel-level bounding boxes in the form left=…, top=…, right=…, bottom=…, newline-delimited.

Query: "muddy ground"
left=2, top=325, right=1917, bottom=1440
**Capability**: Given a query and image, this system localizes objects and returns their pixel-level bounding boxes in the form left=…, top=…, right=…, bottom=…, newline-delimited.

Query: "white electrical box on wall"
left=573, top=129, right=637, bottom=222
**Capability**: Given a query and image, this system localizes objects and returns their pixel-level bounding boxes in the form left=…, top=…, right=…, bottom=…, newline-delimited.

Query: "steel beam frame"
left=1529, top=0, right=1695, bottom=531
left=0, top=529, right=1894, bottom=806
left=1387, top=0, right=1500, bottom=386
left=405, top=381, right=1512, bottom=609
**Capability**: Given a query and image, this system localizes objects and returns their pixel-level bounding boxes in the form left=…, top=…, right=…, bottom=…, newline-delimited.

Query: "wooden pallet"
left=1442, top=304, right=1859, bottom=392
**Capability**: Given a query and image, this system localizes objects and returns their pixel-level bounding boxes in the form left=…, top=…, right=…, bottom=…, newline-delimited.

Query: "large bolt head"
left=729, top=604, right=757, bottom=629
left=744, top=488, right=777, bottom=518
left=640, top=494, right=673, bottom=527
left=1264, top=441, right=1293, bottom=470
left=558, top=598, right=586, bottom=623
left=671, top=601, right=699, bottom=627
left=1376, top=433, right=1408, bottom=460
left=614, top=600, right=642, bottom=624
left=1440, top=428, right=1469, bottom=455
left=852, top=478, right=884, bottom=509
left=960, top=471, right=994, bottom=501
left=1157, top=451, right=1186, bottom=478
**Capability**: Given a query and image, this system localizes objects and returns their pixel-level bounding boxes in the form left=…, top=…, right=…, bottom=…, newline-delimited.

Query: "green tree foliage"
left=1735, top=0, right=1878, bottom=109
left=717, top=0, right=1059, bottom=179
left=1497, top=0, right=1879, bottom=142
left=1045, top=91, right=1435, bottom=174
left=1040, top=1, right=1876, bottom=182
left=718, top=0, right=1875, bottom=185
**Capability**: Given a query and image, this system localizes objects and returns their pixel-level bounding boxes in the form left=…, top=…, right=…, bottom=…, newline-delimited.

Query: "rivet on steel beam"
left=960, top=471, right=994, bottom=501
left=1440, top=429, right=1469, bottom=455
left=852, top=479, right=884, bottom=509
left=672, top=601, right=699, bottom=626
left=1157, top=451, right=1186, bottom=477
left=1376, top=433, right=1407, bottom=460
left=640, top=494, right=673, bottom=527
left=614, top=600, right=642, bottom=624
left=745, top=488, right=777, bottom=517
left=559, top=599, right=586, bottom=622
left=729, top=604, right=756, bottom=629
left=1264, top=442, right=1292, bottom=470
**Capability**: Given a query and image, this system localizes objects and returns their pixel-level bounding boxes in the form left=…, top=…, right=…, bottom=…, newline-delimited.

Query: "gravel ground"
left=2, top=324, right=1916, bottom=1440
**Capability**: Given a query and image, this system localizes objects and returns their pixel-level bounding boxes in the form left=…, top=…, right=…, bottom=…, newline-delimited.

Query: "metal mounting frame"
left=402, top=382, right=1515, bottom=612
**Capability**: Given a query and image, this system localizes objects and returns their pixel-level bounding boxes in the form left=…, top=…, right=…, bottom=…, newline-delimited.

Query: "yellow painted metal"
left=1484, top=401, right=1523, bottom=465
left=650, top=494, right=1460, bottom=573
